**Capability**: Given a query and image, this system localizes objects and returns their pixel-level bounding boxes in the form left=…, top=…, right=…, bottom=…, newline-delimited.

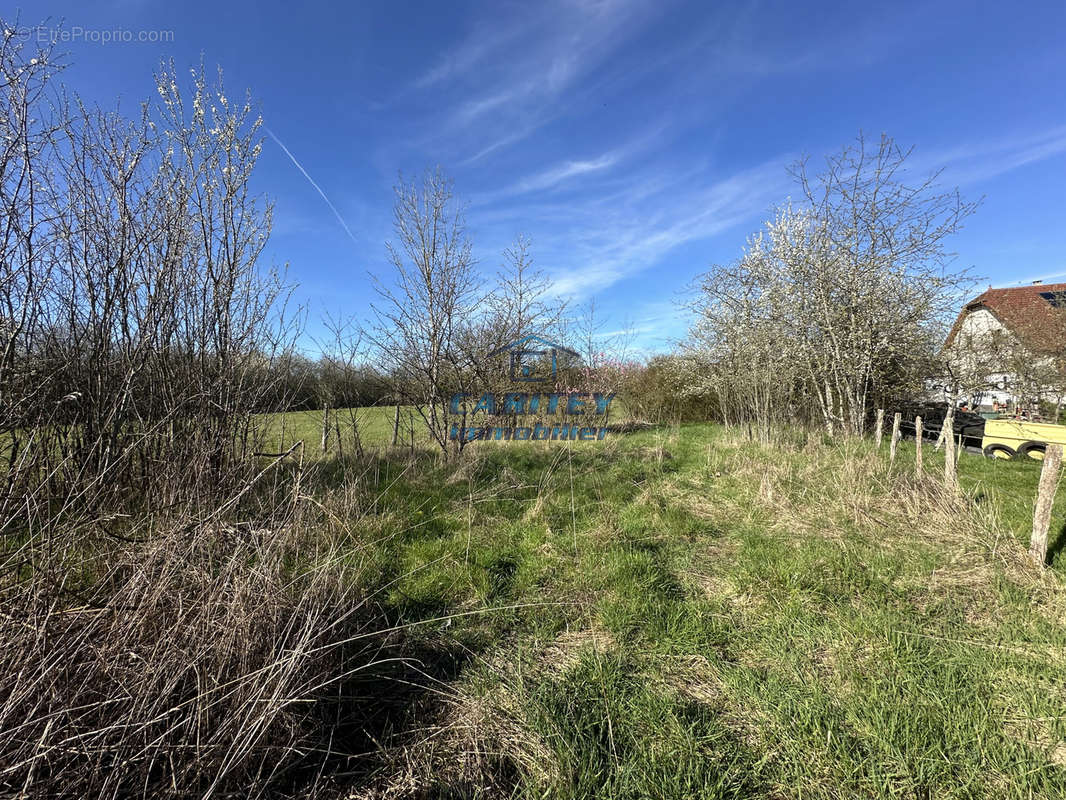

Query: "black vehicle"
left=883, top=403, right=986, bottom=449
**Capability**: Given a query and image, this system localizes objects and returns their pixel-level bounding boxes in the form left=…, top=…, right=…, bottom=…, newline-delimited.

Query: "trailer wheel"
left=1017, top=441, right=1047, bottom=461
left=983, top=443, right=1016, bottom=460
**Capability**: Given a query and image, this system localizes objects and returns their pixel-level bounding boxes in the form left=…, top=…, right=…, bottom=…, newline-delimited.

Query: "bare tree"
left=465, top=234, right=569, bottom=419
left=0, top=36, right=294, bottom=530
left=487, top=234, right=564, bottom=345
left=320, top=312, right=376, bottom=456
left=368, top=168, right=479, bottom=457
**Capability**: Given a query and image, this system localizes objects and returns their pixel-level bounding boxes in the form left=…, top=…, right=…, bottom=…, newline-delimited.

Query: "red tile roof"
left=946, top=282, right=1066, bottom=355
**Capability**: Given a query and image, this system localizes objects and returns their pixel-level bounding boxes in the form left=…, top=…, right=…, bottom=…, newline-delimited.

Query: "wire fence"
left=891, top=417, right=981, bottom=450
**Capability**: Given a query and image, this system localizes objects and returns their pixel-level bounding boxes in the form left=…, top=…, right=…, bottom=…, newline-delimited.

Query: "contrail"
left=265, top=127, right=358, bottom=245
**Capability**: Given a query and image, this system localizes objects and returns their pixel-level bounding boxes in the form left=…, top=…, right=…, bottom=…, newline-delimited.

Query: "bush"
left=619, top=356, right=720, bottom=423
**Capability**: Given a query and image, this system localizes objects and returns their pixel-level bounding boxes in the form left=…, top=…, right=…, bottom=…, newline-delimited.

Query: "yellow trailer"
left=982, top=418, right=1066, bottom=461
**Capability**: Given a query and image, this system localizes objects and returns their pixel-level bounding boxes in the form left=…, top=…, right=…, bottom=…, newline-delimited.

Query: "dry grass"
left=711, top=431, right=1049, bottom=604
left=362, top=682, right=562, bottom=800
left=0, top=483, right=402, bottom=798
left=539, top=626, right=615, bottom=674
left=361, top=642, right=575, bottom=800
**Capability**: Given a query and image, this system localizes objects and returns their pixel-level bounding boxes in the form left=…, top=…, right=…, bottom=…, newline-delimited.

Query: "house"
left=942, top=281, right=1066, bottom=412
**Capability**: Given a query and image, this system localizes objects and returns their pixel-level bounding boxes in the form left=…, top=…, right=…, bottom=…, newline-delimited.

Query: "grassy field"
left=265, top=416, right=1066, bottom=798
left=259, top=402, right=631, bottom=455
left=259, top=405, right=423, bottom=455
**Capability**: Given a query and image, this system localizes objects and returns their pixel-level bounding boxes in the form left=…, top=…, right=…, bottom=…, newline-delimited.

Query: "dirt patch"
left=1003, top=714, right=1066, bottom=770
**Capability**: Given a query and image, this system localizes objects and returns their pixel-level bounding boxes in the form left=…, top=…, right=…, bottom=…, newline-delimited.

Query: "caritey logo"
left=449, top=336, right=614, bottom=443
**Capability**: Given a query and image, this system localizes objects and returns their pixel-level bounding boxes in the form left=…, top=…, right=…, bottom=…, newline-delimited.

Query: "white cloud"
left=492, top=155, right=794, bottom=297
left=411, top=0, right=658, bottom=159
left=515, top=155, right=619, bottom=192
left=471, top=124, right=666, bottom=201
left=412, top=12, right=536, bottom=89
left=923, top=125, right=1066, bottom=186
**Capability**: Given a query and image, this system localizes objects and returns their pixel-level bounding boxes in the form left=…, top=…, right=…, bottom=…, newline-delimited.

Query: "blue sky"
left=6, top=0, right=1066, bottom=354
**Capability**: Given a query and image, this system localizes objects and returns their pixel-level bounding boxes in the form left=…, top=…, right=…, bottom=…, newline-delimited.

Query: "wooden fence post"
left=874, top=409, right=884, bottom=449
left=321, top=404, right=330, bottom=454
left=914, top=416, right=923, bottom=474
left=1030, top=444, right=1063, bottom=566
left=391, top=404, right=401, bottom=447
left=943, top=406, right=957, bottom=492
left=889, top=412, right=901, bottom=463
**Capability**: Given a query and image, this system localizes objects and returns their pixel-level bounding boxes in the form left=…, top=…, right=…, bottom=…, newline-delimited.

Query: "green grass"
left=241, top=415, right=1066, bottom=797
left=258, top=402, right=633, bottom=457
left=279, top=420, right=1066, bottom=798
left=12, top=406, right=1063, bottom=797
left=258, top=405, right=428, bottom=455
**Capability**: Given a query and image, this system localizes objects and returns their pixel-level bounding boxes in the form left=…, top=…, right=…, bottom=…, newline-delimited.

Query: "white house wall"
left=947, top=307, right=1061, bottom=408
left=958, top=308, right=1008, bottom=339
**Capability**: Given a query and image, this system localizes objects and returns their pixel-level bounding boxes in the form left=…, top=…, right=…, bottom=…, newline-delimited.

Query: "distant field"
left=259, top=406, right=425, bottom=455
left=259, top=401, right=634, bottom=457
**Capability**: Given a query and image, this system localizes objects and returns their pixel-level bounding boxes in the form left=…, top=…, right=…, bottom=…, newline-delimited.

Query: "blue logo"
left=448, top=335, right=612, bottom=443
left=487, top=335, right=579, bottom=383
